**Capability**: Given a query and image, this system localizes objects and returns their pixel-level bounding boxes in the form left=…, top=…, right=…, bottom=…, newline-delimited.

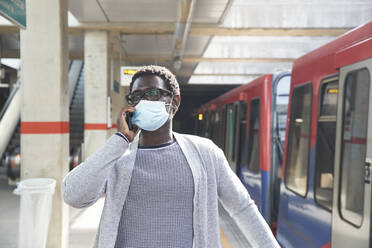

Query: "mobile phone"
left=125, top=112, right=134, bottom=130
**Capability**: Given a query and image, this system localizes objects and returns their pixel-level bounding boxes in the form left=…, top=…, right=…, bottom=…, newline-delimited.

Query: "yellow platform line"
left=220, top=227, right=233, bottom=248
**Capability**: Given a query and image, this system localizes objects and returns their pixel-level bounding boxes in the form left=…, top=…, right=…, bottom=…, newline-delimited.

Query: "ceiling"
left=68, top=0, right=372, bottom=85
left=1, top=0, right=372, bottom=85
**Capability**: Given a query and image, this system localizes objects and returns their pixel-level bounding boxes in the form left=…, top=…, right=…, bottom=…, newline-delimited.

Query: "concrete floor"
left=0, top=167, right=246, bottom=248
left=0, top=170, right=100, bottom=248
left=0, top=173, right=19, bottom=248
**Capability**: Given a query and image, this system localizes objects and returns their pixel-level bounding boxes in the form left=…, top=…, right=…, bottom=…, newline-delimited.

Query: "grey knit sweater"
left=62, top=132, right=280, bottom=248
left=114, top=140, right=194, bottom=248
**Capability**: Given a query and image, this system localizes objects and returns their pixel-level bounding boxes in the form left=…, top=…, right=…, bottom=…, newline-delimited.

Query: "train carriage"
left=276, top=21, right=372, bottom=248
left=196, top=72, right=291, bottom=230
left=196, top=20, right=372, bottom=248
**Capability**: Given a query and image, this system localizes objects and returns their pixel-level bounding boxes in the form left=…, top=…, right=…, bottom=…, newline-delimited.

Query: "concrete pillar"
left=20, top=0, right=69, bottom=248
left=84, top=31, right=110, bottom=157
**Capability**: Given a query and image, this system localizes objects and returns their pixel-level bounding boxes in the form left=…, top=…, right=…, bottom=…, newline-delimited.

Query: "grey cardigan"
left=62, top=132, right=280, bottom=248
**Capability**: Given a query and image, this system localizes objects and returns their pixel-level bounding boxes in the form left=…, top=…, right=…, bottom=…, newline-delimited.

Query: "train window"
left=275, top=75, right=290, bottom=145
left=285, top=83, right=312, bottom=197
left=220, top=107, right=227, bottom=150
left=320, top=82, right=338, bottom=116
left=214, top=111, right=222, bottom=148
left=225, top=107, right=229, bottom=156
left=198, top=112, right=205, bottom=136
left=314, top=79, right=338, bottom=210
left=203, top=110, right=209, bottom=137
left=210, top=112, right=217, bottom=144
left=247, top=99, right=260, bottom=173
left=272, top=75, right=290, bottom=174
left=225, top=105, right=232, bottom=160
left=339, top=68, right=370, bottom=227
left=272, top=75, right=290, bottom=219
left=232, top=104, right=239, bottom=162
left=238, top=101, right=248, bottom=167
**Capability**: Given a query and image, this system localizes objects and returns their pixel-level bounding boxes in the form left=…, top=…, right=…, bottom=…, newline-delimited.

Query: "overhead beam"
left=74, top=23, right=351, bottom=36
left=0, top=49, right=83, bottom=59
left=176, top=73, right=263, bottom=77
left=182, top=57, right=295, bottom=63
left=189, top=27, right=351, bottom=37
left=69, top=23, right=175, bottom=35
left=2, top=49, right=294, bottom=64
left=121, top=55, right=295, bottom=64
left=0, top=23, right=351, bottom=37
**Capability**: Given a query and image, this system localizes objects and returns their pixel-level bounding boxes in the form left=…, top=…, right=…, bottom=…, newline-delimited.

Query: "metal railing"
left=0, top=78, right=20, bottom=121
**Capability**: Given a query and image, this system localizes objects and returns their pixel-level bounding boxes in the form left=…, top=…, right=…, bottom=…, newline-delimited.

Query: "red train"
left=196, top=21, right=372, bottom=247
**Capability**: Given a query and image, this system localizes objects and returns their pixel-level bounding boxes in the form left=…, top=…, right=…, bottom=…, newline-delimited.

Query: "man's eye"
left=146, top=90, right=158, bottom=97
left=149, top=89, right=159, bottom=95
left=132, top=93, right=141, bottom=100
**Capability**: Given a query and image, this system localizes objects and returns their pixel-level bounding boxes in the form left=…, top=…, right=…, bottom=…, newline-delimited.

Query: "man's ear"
left=172, top=95, right=181, bottom=113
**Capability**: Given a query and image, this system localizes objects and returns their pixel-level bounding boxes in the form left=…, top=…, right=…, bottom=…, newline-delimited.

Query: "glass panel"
left=272, top=75, right=290, bottom=220
left=232, top=104, right=239, bottom=162
left=276, top=75, right=291, bottom=145
left=247, top=99, right=260, bottom=173
left=229, top=107, right=234, bottom=161
left=340, top=68, right=370, bottom=226
left=199, top=112, right=206, bottom=136
left=210, top=112, right=216, bottom=142
left=203, top=110, right=209, bottom=138
left=220, top=108, right=227, bottom=150
left=225, top=104, right=234, bottom=161
left=273, top=75, right=291, bottom=178
left=238, top=102, right=248, bottom=167
left=315, top=122, right=336, bottom=209
left=320, top=81, right=338, bottom=116
left=315, top=80, right=338, bottom=210
left=205, top=111, right=210, bottom=138
left=285, top=83, right=312, bottom=196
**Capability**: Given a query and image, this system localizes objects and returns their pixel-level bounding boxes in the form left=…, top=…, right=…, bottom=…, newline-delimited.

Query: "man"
left=62, top=65, right=280, bottom=248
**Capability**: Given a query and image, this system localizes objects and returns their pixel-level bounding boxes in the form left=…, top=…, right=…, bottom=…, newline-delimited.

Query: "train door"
left=270, top=73, right=290, bottom=228
left=276, top=82, right=313, bottom=247
left=332, top=59, right=372, bottom=248
left=277, top=77, right=339, bottom=247
left=240, top=98, right=261, bottom=209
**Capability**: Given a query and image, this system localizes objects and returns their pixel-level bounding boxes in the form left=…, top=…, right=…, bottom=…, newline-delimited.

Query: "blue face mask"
left=132, top=100, right=171, bottom=131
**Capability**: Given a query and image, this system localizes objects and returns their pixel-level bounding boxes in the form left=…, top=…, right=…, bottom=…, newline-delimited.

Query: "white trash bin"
left=13, top=178, right=56, bottom=248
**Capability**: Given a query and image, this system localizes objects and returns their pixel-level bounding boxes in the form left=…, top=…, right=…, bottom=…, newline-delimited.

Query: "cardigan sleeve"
left=62, top=134, right=129, bottom=208
left=215, top=147, right=280, bottom=248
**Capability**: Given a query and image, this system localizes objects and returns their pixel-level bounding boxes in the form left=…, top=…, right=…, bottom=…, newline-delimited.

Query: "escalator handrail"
left=0, top=78, right=21, bottom=121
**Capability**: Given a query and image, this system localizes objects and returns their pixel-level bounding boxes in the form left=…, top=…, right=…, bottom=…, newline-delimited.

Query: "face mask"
left=131, top=99, right=172, bottom=131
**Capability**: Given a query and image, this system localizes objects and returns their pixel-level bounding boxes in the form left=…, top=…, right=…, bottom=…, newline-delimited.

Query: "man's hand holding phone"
left=117, top=107, right=138, bottom=142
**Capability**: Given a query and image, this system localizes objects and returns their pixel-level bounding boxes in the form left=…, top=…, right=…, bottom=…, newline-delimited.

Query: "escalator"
left=0, top=60, right=85, bottom=181
left=69, top=61, right=85, bottom=169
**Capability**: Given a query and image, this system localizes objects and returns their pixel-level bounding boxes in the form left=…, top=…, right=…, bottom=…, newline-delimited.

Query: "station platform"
left=0, top=172, right=251, bottom=248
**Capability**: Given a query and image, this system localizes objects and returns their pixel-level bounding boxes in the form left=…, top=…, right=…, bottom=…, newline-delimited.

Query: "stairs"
left=70, top=66, right=84, bottom=148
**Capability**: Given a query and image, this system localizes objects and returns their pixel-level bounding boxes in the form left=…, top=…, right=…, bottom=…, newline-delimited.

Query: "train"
left=195, top=21, right=372, bottom=248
